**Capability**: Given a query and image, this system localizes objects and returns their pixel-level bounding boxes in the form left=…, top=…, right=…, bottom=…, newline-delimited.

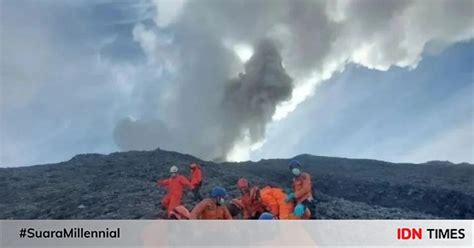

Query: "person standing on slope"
left=286, top=160, right=317, bottom=219
left=157, top=166, right=192, bottom=218
left=189, top=162, right=203, bottom=201
left=190, top=186, right=233, bottom=220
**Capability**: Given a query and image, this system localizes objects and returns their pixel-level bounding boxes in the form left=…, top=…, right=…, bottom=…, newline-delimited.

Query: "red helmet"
left=169, top=205, right=190, bottom=220
left=237, top=178, right=249, bottom=190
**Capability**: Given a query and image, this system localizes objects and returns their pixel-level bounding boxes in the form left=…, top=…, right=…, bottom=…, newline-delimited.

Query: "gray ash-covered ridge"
left=1, top=148, right=472, bottom=219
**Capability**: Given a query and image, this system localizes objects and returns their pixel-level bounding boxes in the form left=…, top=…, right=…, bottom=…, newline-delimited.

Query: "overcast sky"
left=1, top=0, right=473, bottom=167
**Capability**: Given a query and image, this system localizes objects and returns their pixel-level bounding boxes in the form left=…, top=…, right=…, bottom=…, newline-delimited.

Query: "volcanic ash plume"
left=114, top=39, right=292, bottom=161
left=219, top=39, right=293, bottom=160
left=114, top=0, right=474, bottom=162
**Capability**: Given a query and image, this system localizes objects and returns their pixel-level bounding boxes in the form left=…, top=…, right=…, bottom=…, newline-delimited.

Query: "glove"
left=293, top=203, right=305, bottom=217
left=286, top=192, right=295, bottom=202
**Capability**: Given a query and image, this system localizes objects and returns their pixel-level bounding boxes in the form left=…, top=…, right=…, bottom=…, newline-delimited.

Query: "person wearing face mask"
left=286, top=160, right=317, bottom=219
left=157, top=165, right=192, bottom=218
left=189, top=186, right=233, bottom=220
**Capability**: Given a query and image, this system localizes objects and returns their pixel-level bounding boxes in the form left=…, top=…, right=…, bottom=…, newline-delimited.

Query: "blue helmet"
left=210, top=186, right=227, bottom=198
left=258, top=212, right=274, bottom=220
left=289, top=160, right=302, bottom=170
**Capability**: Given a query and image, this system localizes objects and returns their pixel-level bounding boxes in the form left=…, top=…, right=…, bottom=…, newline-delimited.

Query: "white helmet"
left=170, top=166, right=178, bottom=173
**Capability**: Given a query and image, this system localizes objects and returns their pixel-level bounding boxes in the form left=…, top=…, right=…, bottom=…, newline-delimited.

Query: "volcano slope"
left=0, top=149, right=472, bottom=219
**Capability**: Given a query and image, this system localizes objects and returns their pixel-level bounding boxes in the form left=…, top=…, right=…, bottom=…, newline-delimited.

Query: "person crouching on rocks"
left=190, top=186, right=233, bottom=220
left=286, top=160, right=317, bottom=219
left=237, top=178, right=265, bottom=219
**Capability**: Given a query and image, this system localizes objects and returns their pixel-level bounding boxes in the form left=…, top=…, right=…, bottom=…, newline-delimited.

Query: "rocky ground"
left=0, top=149, right=472, bottom=219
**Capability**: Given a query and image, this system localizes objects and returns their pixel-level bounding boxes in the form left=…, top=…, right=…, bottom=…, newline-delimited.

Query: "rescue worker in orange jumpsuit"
left=190, top=186, right=233, bottom=220
left=286, top=160, right=317, bottom=219
left=157, top=165, right=192, bottom=218
left=189, top=163, right=203, bottom=201
left=250, top=186, right=295, bottom=219
left=237, top=178, right=265, bottom=219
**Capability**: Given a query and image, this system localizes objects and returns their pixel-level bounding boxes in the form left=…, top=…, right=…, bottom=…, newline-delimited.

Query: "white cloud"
left=233, top=43, right=254, bottom=63
left=226, top=130, right=267, bottom=162
left=274, top=0, right=474, bottom=124
left=152, top=0, right=187, bottom=28
left=132, top=23, right=158, bottom=64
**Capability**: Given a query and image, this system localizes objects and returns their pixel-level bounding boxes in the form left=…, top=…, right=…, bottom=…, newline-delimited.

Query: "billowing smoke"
left=218, top=39, right=293, bottom=160
left=114, top=37, right=293, bottom=161
left=113, top=0, right=474, bottom=161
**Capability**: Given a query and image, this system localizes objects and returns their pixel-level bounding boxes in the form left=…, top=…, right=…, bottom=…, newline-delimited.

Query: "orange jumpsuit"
left=258, top=186, right=293, bottom=219
left=292, top=172, right=317, bottom=219
left=190, top=164, right=203, bottom=201
left=190, top=164, right=202, bottom=186
left=190, top=198, right=233, bottom=220
left=240, top=189, right=265, bottom=219
left=293, top=172, right=313, bottom=203
left=157, top=175, right=192, bottom=217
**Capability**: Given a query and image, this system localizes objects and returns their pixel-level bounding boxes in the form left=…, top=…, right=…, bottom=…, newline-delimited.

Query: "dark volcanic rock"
left=0, top=149, right=472, bottom=219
